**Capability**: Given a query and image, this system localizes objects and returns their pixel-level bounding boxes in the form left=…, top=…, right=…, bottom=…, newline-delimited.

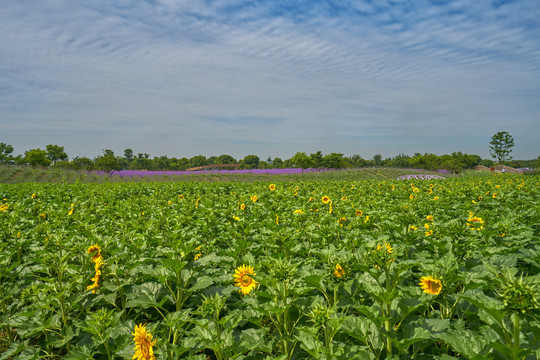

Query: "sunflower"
left=321, top=196, right=330, bottom=204
left=87, top=244, right=102, bottom=262
left=31, top=193, right=36, bottom=199
left=426, top=215, right=434, bottom=221
left=467, top=211, right=485, bottom=230
left=293, top=209, right=304, bottom=214
left=269, top=184, right=276, bottom=191
left=132, top=323, right=157, bottom=360
left=373, top=242, right=395, bottom=269
left=87, top=244, right=104, bottom=293
left=250, top=195, right=258, bottom=202
left=419, top=276, right=442, bottom=295
left=240, top=203, right=246, bottom=210
left=233, top=265, right=258, bottom=295
left=194, top=246, right=202, bottom=260
left=334, top=263, right=345, bottom=278
left=355, top=209, right=363, bottom=217
left=376, top=242, right=393, bottom=254
left=68, top=208, right=74, bottom=216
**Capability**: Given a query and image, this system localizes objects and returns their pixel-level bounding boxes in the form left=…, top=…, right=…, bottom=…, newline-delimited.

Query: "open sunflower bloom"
left=132, top=323, right=157, bottom=360
left=233, top=265, right=258, bottom=295
left=419, top=276, right=442, bottom=295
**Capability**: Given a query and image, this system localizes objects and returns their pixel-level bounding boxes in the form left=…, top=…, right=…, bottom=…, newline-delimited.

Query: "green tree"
left=189, top=155, right=207, bottom=168
left=310, top=151, right=323, bottom=168
left=272, top=157, right=284, bottom=168
left=153, top=156, right=170, bottom=170
left=134, top=153, right=152, bottom=170
left=290, top=152, right=313, bottom=170
left=124, top=148, right=134, bottom=161
left=411, top=153, right=440, bottom=170
left=169, top=157, right=190, bottom=170
left=489, top=131, right=515, bottom=163
left=215, top=154, right=237, bottom=165
left=94, top=149, right=119, bottom=171
left=45, top=144, right=68, bottom=164
left=390, top=155, right=411, bottom=168
left=0, top=143, right=14, bottom=164
left=441, top=159, right=465, bottom=174
left=349, top=154, right=368, bottom=167
left=480, top=159, right=494, bottom=167
left=373, top=154, right=382, bottom=166
left=322, top=153, right=345, bottom=169
left=25, top=148, right=52, bottom=168
left=242, top=155, right=260, bottom=169
left=71, top=156, right=94, bottom=170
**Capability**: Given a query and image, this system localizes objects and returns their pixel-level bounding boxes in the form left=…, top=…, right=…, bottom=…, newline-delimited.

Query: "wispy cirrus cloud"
left=1, top=0, right=539, bottom=159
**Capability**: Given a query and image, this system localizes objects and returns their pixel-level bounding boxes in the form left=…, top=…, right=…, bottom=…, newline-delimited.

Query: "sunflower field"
left=1, top=173, right=539, bottom=359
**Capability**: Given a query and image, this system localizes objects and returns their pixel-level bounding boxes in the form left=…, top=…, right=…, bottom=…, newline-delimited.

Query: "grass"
left=0, top=165, right=451, bottom=184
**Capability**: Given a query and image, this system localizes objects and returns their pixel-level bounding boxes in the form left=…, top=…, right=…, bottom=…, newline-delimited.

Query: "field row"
left=0, top=174, right=539, bottom=359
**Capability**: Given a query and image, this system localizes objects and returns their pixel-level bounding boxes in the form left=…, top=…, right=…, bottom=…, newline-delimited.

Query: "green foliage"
left=94, top=150, right=120, bottom=171
left=490, top=131, right=515, bottom=163
left=290, top=152, right=313, bottom=169
left=241, top=155, right=260, bottom=169
left=0, top=143, right=14, bottom=164
left=24, top=148, right=52, bottom=168
left=45, top=145, right=68, bottom=164
left=322, top=153, right=346, bottom=169
left=0, top=173, right=539, bottom=359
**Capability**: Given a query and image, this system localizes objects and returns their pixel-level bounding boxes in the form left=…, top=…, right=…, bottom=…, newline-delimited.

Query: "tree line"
left=1, top=142, right=536, bottom=173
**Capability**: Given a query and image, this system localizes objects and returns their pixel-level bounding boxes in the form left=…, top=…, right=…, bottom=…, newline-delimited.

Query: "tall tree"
left=489, top=131, right=515, bottom=163
left=72, top=156, right=94, bottom=170
left=310, top=151, right=323, bottom=168
left=290, top=152, right=313, bottom=169
left=0, top=143, right=14, bottom=164
left=272, top=157, right=283, bottom=168
left=94, top=149, right=119, bottom=171
left=189, top=155, right=207, bottom=168
left=373, top=154, right=382, bottom=166
left=215, top=154, right=237, bottom=164
left=242, top=155, right=260, bottom=169
left=322, top=153, right=345, bottom=169
left=46, top=144, right=68, bottom=164
left=124, top=149, right=134, bottom=161
left=25, top=148, right=52, bottom=168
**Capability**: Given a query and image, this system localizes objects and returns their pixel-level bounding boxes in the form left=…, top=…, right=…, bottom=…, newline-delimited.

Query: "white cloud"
left=1, top=0, right=539, bottom=159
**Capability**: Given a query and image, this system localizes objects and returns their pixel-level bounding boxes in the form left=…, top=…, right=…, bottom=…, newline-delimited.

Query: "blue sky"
left=1, top=0, right=539, bottom=160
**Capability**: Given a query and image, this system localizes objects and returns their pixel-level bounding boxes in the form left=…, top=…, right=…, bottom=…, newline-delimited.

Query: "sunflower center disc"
left=241, top=274, right=252, bottom=286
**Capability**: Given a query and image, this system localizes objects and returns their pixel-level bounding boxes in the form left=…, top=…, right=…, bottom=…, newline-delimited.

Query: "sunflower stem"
left=383, top=267, right=393, bottom=356
left=512, top=312, right=520, bottom=351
